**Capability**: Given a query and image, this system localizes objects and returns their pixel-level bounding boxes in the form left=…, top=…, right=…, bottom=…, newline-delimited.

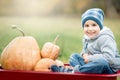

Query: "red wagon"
left=0, top=64, right=120, bottom=80
left=0, top=69, right=120, bottom=80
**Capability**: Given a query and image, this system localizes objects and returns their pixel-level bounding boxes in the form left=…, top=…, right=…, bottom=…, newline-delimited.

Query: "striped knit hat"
left=81, top=8, right=104, bottom=30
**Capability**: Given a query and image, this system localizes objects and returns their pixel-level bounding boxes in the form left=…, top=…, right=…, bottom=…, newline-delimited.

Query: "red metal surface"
left=0, top=69, right=120, bottom=80
left=0, top=64, right=120, bottom=80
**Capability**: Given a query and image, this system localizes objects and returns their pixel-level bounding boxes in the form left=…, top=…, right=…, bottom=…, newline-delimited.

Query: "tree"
left=112, top=0, right=120, bottom=14
left=105, top=0, right=119, bottom=18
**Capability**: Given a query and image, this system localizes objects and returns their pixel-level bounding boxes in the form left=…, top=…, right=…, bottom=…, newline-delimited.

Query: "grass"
left=0, top=16, right=120, bottom=80
left=118, top=77, right=120, bottom=80
left=0, top=16, right=120, bottom=63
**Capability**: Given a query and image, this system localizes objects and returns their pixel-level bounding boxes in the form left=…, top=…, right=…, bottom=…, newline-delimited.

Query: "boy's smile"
left=83, top=20, right=100, bottom=39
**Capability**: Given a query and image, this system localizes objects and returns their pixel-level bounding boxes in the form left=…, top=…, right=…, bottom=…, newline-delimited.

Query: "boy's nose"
left=88, top=26, right=93, bottom=30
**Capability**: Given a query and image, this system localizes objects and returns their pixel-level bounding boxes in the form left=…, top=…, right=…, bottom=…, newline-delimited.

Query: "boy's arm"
left=87, top=36, right=116, bottom=62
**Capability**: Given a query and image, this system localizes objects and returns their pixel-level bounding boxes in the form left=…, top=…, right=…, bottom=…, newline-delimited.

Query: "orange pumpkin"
left=41, top=35, right=60, bottom=60
left=0, top=25, right=41, bottom=70
left=55, top=59, right=64, bottom=66
left=0, top=55, right=1, bottom=67
left=34, top=58, right=56, bottom=71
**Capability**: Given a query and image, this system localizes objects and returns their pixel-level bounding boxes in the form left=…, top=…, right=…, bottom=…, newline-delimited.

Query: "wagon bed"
left=0, top=65, right=120, bottom=80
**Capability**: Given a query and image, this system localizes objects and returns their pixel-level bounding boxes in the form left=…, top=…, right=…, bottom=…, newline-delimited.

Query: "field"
left=0, top=16, right=120, bottom=63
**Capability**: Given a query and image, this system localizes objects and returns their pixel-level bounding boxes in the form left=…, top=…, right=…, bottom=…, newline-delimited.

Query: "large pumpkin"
left=41, top=35, right=60, bottom=60
left=0, top=55, right=1, bottom=67
left=34, top=58, right=56, bottom=71
left=0, top=25, right=41, bottom=70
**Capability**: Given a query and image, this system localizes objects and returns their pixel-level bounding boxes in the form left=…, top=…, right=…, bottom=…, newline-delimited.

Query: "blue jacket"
left=81, top=26, right=120, bottom=72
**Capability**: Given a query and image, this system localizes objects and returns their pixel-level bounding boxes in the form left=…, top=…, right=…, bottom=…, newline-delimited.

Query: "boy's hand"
left=82, top=54, right=89, bottom=63
left=82, top=54, right=89, bottom=58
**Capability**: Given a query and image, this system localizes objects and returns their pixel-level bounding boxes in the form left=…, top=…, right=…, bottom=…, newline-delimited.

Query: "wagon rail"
left=0, top=67, right=120, bottom=80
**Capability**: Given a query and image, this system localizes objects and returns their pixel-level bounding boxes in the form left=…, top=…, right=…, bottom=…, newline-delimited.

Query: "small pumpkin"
left=34, top=58, right=56, bottom=71
left=41, top=35, right=60, bottom=60
left=55, top=59, right=64, bottom=66
left=0, top=25, right=41, bottom=70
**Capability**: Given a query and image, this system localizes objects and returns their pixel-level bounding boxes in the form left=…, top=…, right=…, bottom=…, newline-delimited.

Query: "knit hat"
left=81, top=8, right=104, bottom=30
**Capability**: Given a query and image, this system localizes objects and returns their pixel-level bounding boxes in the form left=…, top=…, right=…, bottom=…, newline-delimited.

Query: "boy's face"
left=83, top=20, right=100, bottom=39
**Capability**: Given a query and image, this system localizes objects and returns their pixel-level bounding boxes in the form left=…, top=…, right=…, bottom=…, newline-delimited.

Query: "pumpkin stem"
left=53, top=35, right=59, bottom=44
left=12, top=25, right=25, bottom=36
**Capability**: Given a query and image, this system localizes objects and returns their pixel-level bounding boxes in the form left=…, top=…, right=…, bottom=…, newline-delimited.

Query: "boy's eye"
left=84, top=24, right=89, bottom=27
left=92, top=24, right=97, bottom=26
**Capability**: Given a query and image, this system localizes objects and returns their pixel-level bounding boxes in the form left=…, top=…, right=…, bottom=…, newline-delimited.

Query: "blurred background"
left=0, top=0, right=120, bottom=17
left=0, top=0, right=120, bottom=62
